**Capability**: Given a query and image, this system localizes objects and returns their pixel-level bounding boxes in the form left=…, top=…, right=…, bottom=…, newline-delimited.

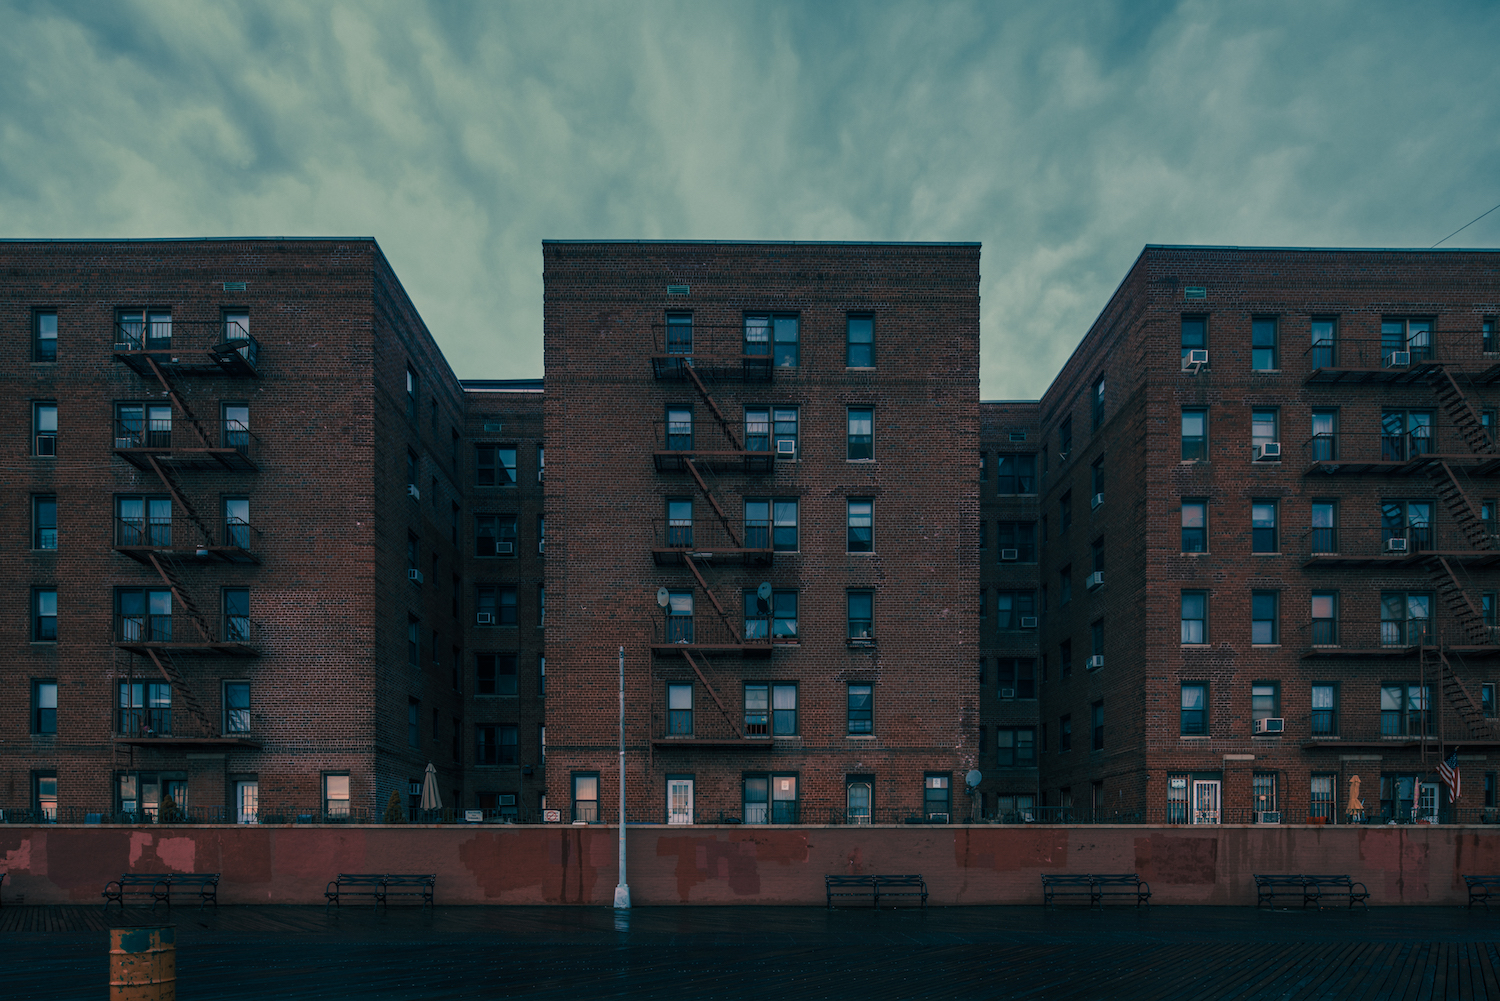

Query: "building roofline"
left=461, top=379, right=544, bottom=393
left=1142, top=243, right=1500, bottom=253
left=980, top=399, right=1040, bottom=405
left=0, top=236, right=378, bottom=244
left=542, top=239, right=980, bottom=247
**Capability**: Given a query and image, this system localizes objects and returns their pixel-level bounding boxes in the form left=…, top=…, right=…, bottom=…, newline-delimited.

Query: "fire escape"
left=110, top=316, right=264, bottom=775
left=649, top=320, right=779, bottom=750
left=1304, top=329, right=1500, bottom=751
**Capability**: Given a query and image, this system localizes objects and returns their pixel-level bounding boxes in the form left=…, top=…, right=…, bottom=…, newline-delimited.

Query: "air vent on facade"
left=222, top=281, right=247, bottom=291
left=483, top=422, right=504, bottom=432
left=1184, top=287, right=1207, bottom=299
left=1009, top=431, right=1027, bottom=442
left=666, top=285, right=690, bottom=295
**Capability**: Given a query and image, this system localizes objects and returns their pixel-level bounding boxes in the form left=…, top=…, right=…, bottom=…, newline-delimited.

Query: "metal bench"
left=1041, top=874, right=1095, bottom=907
left=824, top=874, right=927, bottom=909
left=825, top=874, right=875, bottom=908
left=1464, top=875, right=1500, bottom=911
left=1254, top=874, right=1307, bottom=908
left=1042, top=873, right=1149, bottom=909
left=103, top=872, right=219, bottom=911
left=325, top=873, right=435, bottom=912
left=872, top=874, right=928, bottom=909
left=1256, top=874, right=1369, bottom=910
left=165, top=873, right=219, bottom=910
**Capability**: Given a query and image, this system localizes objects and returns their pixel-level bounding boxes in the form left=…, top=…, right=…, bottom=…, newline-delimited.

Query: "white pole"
left=614, top=645, right=631, bottom=909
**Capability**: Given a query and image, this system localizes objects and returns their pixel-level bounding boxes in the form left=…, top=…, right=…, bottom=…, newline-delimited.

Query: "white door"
left=1418, top=782, right=1439, bottom=821
left=1192, top=780, right=1221, bottom=824
left=236, top=780, right=259, bottom=824
left=667, top=778, right=693, bottom=825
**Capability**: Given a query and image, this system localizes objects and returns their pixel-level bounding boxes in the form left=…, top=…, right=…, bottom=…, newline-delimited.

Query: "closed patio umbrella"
left=420, top=762, right=442, bottom=815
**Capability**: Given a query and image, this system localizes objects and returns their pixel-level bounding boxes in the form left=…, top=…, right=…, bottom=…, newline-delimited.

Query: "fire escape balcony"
left=1302, top=336, right=1453, bottom=385
left=650, top=323, right=774, bottom=383
left=652, top=519, right=773, bottom=566
left=653, top=423, right=775, bottom=473
left=114, top=419, right=260, bottom=472
left=1299, top=527, right=1500, bottom=569
left=113, top=516, right=262, bottom=565
left=112, top=615, right=262, bottom=656
left=1301, top=432, right=1500, bottom=476
left=113, top=319, right=261, bottom=377
left=1298, top=617, right=1500, bottom=658
left=650, top=616, right=778, bottom=656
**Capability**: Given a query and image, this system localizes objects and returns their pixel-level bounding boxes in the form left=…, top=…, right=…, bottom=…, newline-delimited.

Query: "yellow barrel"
left=109, top=925, right=176, bottom=1000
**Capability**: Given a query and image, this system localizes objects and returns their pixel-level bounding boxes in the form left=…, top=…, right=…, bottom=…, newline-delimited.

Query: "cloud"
left=1, top=0, right=1497, bottom=396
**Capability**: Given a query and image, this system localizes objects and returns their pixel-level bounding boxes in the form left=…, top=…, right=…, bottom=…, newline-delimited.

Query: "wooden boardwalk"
left=5, top=904, right=1499, bottom=998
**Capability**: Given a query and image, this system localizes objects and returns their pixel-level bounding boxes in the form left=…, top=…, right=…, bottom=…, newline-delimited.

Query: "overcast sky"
left=3, top=1, right=1498, bottom=398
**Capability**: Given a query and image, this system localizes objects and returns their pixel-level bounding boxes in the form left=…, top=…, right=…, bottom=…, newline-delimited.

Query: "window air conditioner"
left=407, top=484, right=420, bottom=499
left=1253, top=717, right=1285, bottom=734
left=495, top=542, right=514, bottom=555
left=1091, top=492, right=1104, bottom=510
left=1254, top=442, right=1282, bottom=461
left=776, top=439, right=797, bottom=454
left=407, top=569, right=424, bottom=583
left=1000, top=548, right=1019, bottom=561
left=1386, top=537, right=1409, bottom=553
left=1257, top=811, right=1282, bottom=824
left=476, top=613, right=494, bottom=625
left=1181, top=349, right=1209, bottom=371
left=1387, top=351, right=1411, bottom=368
left=1019, top=616, right=1038, bottom=629
left=1086, top=655, right=1105, bottom=670
left=1087, top=571, right=1104, bottom=590
left=1000, top=688, right=1016, bottom=699
left=538, top=540, right=545, bottom=554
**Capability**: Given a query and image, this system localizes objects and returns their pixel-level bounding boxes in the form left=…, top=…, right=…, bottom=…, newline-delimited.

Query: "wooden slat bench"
left=825, top=875, right=875, bottom=908
left=325, top=873, right=436, bottom=912
left=1255, top=874, right=1369, bottom=910
left=824, top=874, right=927, bottom=909
left=1042, top=873, right=1150, bottom=909
left=103, top=872, right=220, bottom=911
left=1302, top=874, right=1369, bottom=909
left=1464, top=875, right=1500, bottom=910
left=1254, top=874, right=1308, bottom=909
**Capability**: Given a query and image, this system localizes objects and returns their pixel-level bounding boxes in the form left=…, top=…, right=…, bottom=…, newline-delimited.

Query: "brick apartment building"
left=540, top=240, right=982, bottom=825
left=1036, top=245, right=1500, bottom=825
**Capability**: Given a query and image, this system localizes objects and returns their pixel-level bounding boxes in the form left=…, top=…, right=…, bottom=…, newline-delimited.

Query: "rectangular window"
left=34, top=402, right=57, bottom=457
left=847, top=407, right=873, bottom=460
left=1486, top=318, right=1498, bottom=354
left=979, top=453, right=987, bottom=483
left=32, top=679, right=57, bottom=734
left=1310, top=591, right=1339, bottom=646
left=34, top=588, right=57, bottom=641
left=498, top=725, right=518, bottom=766
left=1487, top=773, right=1497, bottom=809
left=1059, top=492, right=1072, bottom=533
left=1091, top=701, right=1104, bottom=750
left=324, top=774, right=350, bottom=818
left=1381, top=410, right=1433, bottom=462
left=847, top=591, right=873, bottom=640
left=1381, top=683, right=1433, bottom=736
left=116, top=588, right=170, bottom=642
left=771, top=407, right=798, bottom=457
left=772, top=684, right=798, bottom=735
left=847, top=684, right=873, bottom=734
left=1382, top=317, right=1433, bottom=363
left=407, top=620, right=421, bottom=668
left=1181, top=500, right=1207, bottom=552
left=118, top=682, right=171, bottom=735
left=1310, top=775, right=1336, bottom=823
left=1381, top=591, right=1432, bottom=646
left=1059, top=566, right=1072, bottom=607
left=744, top=684, right=769, bottom=736
left=1310, top=317, right=1337, bottom=368
left=665, top=312, right=692, bottom=354
left=476, top=725, right=498, bottom=765
left=668, top=684, right=693, bottom=735
left=996, top=591, right=1036, bottom=630
left=1251, top=409, right=1279, bottom=459
left=925, top=774, right=951, bottom=822
left=33, top=495, right=57, bottom=550
left=1166, top=775, right=1189, bottom=824
left=1253, top=773, right=1278, bottom=818
left=773, top=315, right=799, bottom=367
left=35, top=772, right=57, bottom=822
left=1060, top=639, right=1072, bottom=678
left=1251, top=682, right=1280, bottom=725
left=1059, top=416, right=1073, bottom=457
left=996, top=728, right=1037, bottom=767
left=664, top=589, right=693, bottom=643
left=764, top=498, right=797, bottom=551
left=996, top=521, right=1036, bottom=562
left=573, top=774, right=599, bottom=823
left=743, top=588, right=797, bottom=640
left=846, top=315, right=874, bottom=367
left=34, top=310, right=57, bottom=362
left=1251, top=500, right=1278, bottom=553
left=1251, top=318, right=1278, bottom=370
left=996, top=454, right=1036, bottom=494
left=1482, top=683, right=1495, bottom=717
left=1310, top=500, right=1337, bottom=553
left=224, top=588, right=250, bottom=642
left=1311, top=410, right=1338, bottom=461
left=406, top=367, right=418, bottom=421
left=1181, top=409, right=1207, bottom=461
left=997, top=658, right=1036, bottom=699
left=1181, top=316, right=1206, bottom=360
left=1181, top=591, right=1207, bottom=644
left=847, top=499, right=873, bottom=552
left=1251, top=590, right=1279, bottom=645
left=1311, top=684, right=1339, bottom=736
left=114, top=496, right=172, bottom=548
left=1181, top=683, right=1208, bottom=735
left=475, top=445, right=517, bottom=486
left=407, top=699, right=420, bottom=747
left=666, top=406, right=693, bottom=451
left=1059, top=715, right=1072, bottom=752
left=1381, top=499, right=1432, bottom=552
left=1091, top=620, right=1105, bottom=661
left=223, top=681, right=250, bottom=734
left=1092, top=374, right=1106, bottom=430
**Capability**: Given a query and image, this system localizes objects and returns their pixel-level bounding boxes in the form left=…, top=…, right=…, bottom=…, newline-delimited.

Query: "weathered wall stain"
left=1135, top=834, right=1219, bottom=885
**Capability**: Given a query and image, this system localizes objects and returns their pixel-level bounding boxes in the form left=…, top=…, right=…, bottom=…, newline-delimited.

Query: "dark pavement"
left=5, top=902, right=1500, bottom=999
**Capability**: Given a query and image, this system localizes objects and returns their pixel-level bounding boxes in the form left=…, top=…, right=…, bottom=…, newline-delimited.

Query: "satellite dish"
left=965, top=769, right=983, bottom=789
left=756, top=581, right=772, bottom=601
left=656, top=587, right=670, bottom=608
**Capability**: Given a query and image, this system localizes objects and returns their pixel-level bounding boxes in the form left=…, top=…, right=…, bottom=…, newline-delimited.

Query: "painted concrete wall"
left=3, top=824, right=1497, bottom=906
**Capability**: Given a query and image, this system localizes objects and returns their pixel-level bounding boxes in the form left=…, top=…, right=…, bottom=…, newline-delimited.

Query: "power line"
left=1431, top=199, right=1500, bottom=248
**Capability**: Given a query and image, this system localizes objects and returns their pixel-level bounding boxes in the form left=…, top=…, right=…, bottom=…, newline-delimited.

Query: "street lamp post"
left=613, top=645, right=630, bottom=909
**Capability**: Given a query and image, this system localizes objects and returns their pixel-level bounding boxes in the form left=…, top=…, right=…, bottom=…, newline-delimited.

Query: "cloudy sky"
left=2, top=1, right=1498, bottom=397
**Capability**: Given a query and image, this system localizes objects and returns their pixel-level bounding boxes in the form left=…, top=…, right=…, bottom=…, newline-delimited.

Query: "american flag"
left=1437, top=751, right=1461, bottom=803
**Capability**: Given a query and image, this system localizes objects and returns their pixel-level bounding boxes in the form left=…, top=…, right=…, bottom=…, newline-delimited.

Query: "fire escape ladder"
left=146, top=552, right=215, bottom=642
left=144, top=454, right=217, bottom=547
left=142, top=355, right=215, bottom=448
left=681, top=553, right=742, bottom=642
left=1436, top=650, right=1500, bottom=740
left=680, top=649, right=744, bottom=738
left=146, top=647, right=211, bottom=734
left=1426, top=554, right=1490, bottom=645
left=1430, top=367, right=1495, bottom=454
left=683, top=458, right=741, bottom=547
left=1428, top=461, right=1494, bottom=551
left=682, top=363, right=743, bottom=451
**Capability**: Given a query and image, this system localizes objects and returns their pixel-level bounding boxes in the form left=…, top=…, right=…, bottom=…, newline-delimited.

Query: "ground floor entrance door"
left=667, top=778, right=693, bottom=824
left=1192, top=780, right=1221, bottom=824
left=236, top=780, right=259, bottom=824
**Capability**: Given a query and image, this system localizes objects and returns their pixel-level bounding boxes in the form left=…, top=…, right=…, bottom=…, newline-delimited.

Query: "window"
left=32, top=680, right=57, bottom=734
left=34, top=772, right=57, bottom=822
left=1059, top=566, right=1072, bottom=607
left=537, top=586, right=545, bottom=627
left=1251, top=590, right=1279, bottom=644
left=1090, top=538, right=1104, bottom=574
left=996, top=728, right=1036, bottom=767
left=1180, top=683, right=1208, bottom=735
left=406, top=367, right=418, bottom=421
left=1059, top=416, right=1073, bottom=457
left=218, top=496, right=251, bottom=549
left=1181, top=500, right=1207, bottom=552
left=1251, top=682, right=1279, bottom=726
left=1251, top=410, right=1278, bottom=458
left=222, top=402, right=250, bottom=452
left=1488, top=773, right=1497, bottom=810
left=407, top=699, right=420, bottom=747
left=1382, top=317, right=1433, bottom=363
left=407, top=619, right=421, bottom=668
left=847, top=591, right=873, bottom=640
left=667, top=684, right=693, bottom=735
left=665, top=312, right=692, bottom=354
left=1060, top=639, right=1072, bottom=678
left=979, top=453, right=987, bottom=483
left=1091, top=457, right=1104, bottom=500
left=847, top=408, right=873, bottom=460
left=744, top=589, right=797, bottom=640
left=744, top=684, right=769, bottom=736
left=1181, top=409, right=1207, bottom=461
left=475, top=514, right=518, bottom=558
left=224, top=588, right=250, bottom=642
left=1381, top=410, right=1432, bottom=461
left=1310, top=775, right=1337, bottom=823
left=661, top=589, right=693, bottom=643
left=1483, top=683, right=1496, bottom=718
left=1091, top=620, right=1105, bottom=662
left=924, top=775, right=951, bottom=821
left=476, top=445, right=517, bottom=486
left=1311, top=317, right=1337, bottom=368
left=1311, top=500, right=1337, bottom=553
left=1059, top=715, right=1072, bottom=752
left=33, top=495, right=57, bottom=550
left=1181, top=316, right=1206, bottom=360
left=1059, top=492, right=1072, bottom=533
left=33, top=588, right=57, bottom=641
left=324, top=775, right=350, bottom=818
left=996, top=454, right=1036, bottom=494
left=1311, top=683, right=1338, bottom=736
left=1251, top=318, right=1278, bottom=370
left=1092, top=374, right=1106, bottom=430
left=573, top=774, right=600, bottom=823
left=117, top=308, right=171, bottom=349
left=120, top=682, right=171, bottom=735
left=1486, top=319, right=1498, bottom=354
left=996, top=591, right=1036, bottom=630
left=498, top=725, right=518, bottom=765
left=847, top=499, right=873, bottom=552
left=771, top=407, right=798, bottom=457
left=847, top=684, right=873, bottom=734
left=843, top=313, right=876, bottom=366
left=1253, top=773, right=1278, bottom=819
left=997, top=658, right=1036, bottom=699
left=1486, top=500, right=1499, bottom=538
left=479, top=653, right=518, bottom=696
left=1381, top=684, right=1433, bottom=736
left=1181, top=591, right=1207, bottom=644
left=1310, top=591, right=1339, bottom=646
left=223, top=681, right=250, bottom=734
left=1091, top=702, right=1104, bottom=750
left=980, top=522, right=987, bottom=550
left=116, top=588, right=169, bottom=642
left=755, top=498, right=798, bottom=551
left=115, top=495, right=171, bottom=548
left=34, top=402, right=57, bottom=456
left=1381, top=591, right=1431, bottom=646
left=773, top=315, right=799, bottom=367
left=1381, top=500, right=1432, bottom=552
left=34, top=310, right=57, bottom=362
left=1311, top=410, right=1337, bottom=461
left=997, top=522, right=1036, bottom=562
left=771, top=684, right=797, bottom=735
left=665, top=406, right=693, bottom=451
left=1251, top=500, right=1278, bottom=553
left=476, top=725, right=498, bottom=765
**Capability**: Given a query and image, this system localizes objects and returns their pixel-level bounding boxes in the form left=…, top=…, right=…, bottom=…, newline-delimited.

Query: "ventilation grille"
left=1184, top=287, right=1207, bottom=300
left=222, top=282, right=247, bottom=292
left=666, top=284, right=690, bottom=296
